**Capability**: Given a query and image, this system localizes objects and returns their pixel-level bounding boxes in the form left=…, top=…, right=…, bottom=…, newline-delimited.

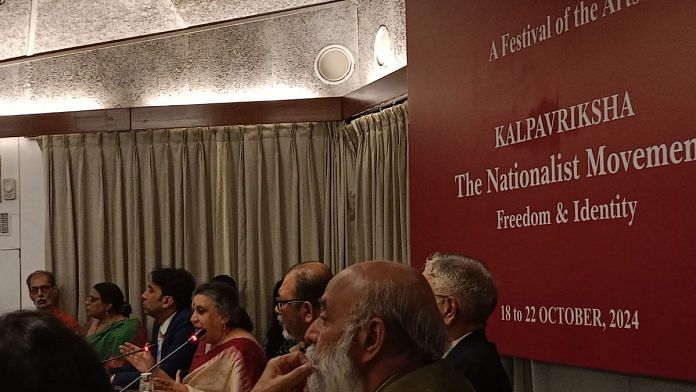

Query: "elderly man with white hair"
left=423, top=252, right=511, bottom=392
left=251, top=260, right=473, bottom=392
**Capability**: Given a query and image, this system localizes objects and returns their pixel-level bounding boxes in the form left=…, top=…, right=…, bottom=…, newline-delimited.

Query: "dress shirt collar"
left=443, top=330, right=473, bottom=358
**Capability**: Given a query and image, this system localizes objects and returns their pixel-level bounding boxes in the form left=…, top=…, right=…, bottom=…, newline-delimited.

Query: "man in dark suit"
left=112, top=268, right=197, bottom=388
left=423, top=253, right=511, bottom=392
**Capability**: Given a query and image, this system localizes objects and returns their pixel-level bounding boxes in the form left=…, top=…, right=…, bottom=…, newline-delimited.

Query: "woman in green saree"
left=85, top=282, right=146, bottom=365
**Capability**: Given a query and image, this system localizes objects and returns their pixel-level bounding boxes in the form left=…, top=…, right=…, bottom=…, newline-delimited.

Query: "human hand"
left=251, top=351, right=312, bottom=392
left=104, top=357, right=127, bottom=369
left=119, top=342, right=155, bottom=373
left=154, top=370, right=187, bottom=392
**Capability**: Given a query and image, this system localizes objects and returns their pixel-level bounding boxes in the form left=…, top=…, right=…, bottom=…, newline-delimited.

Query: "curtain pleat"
left=38, top=103, right=409, bottom=339
left=350, top=103, right=410, bottom=264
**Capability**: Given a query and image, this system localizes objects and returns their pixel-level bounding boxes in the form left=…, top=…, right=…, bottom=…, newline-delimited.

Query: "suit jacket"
left=112, top=308, right=196, bottom=388
left=382, top=360, right=474, bottom=392
left=445, top=329, right=511, bottom=392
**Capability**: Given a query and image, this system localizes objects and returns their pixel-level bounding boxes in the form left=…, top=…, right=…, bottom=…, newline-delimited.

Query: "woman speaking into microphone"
left=122, top=281, right=267, bottom=392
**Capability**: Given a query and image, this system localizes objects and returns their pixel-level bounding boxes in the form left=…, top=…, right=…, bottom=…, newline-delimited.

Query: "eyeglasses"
left=86, top=295, right=102, bottom=303
left=29, top=285, right=54, bottom=295
left=273, top=297, right=308, bottom=311
left=433, top=293, right=451, bottom=301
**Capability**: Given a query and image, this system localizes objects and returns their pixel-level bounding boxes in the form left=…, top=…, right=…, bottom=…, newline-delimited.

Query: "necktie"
left=157, top=331, right=164, bottom=362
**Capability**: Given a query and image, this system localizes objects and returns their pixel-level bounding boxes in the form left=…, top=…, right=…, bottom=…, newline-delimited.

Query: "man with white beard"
left=252, top=261, right=473, bottom=392
left=275, top=261, right=333, bottom=351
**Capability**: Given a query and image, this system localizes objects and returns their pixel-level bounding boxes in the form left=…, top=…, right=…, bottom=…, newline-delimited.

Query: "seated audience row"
left=11, top=254, right=509, bottom=392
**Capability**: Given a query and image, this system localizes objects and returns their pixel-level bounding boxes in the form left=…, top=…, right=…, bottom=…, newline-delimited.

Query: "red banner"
left=407, top=0, right=696, bottom=381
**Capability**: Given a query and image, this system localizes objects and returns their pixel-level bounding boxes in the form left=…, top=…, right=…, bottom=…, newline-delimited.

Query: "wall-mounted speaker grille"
left=314, top=44, right=354, bottom=85
left=0, top=213, right=9, bottom=236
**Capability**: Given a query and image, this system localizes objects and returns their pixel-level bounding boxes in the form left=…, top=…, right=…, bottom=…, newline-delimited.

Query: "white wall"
left=0, top=137, right=22, bottom=314
left=0, top=137, right=45, bottom=313
left=19, top=137, right=46, bottom=307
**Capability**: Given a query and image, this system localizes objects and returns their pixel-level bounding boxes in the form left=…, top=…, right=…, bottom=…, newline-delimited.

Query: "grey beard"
left=277, top=315, right=296, bottom=341
left=306, top=328, right=364, bottom=392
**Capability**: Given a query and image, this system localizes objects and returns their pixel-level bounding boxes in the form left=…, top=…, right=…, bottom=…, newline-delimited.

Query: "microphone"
left=187, top=328, right=206, bottom=344
left=102, top=344, right=156, bottom=364
left=118, top=329, right=206, bottom=392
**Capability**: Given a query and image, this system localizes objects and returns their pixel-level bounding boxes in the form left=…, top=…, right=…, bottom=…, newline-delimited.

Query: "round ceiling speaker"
left=314, top=45, right=354, bottom=85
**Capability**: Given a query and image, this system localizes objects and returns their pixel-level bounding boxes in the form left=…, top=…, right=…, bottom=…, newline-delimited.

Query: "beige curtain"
left=38, top=102, right=409, bottom=339
left=349, top=103, right=410, bottom=263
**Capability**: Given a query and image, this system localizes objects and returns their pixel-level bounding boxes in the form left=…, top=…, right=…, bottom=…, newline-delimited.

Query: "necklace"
left=95, top=315, right=119, bottom=332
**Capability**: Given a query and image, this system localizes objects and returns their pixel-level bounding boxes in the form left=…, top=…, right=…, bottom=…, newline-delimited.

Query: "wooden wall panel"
left=0, top=68, right=407, bottom=137
left=342, top=67, right=407, bottom=118
left=0, top=109, right=130, bottom=137
left=130, top=98, right=343, bottom=130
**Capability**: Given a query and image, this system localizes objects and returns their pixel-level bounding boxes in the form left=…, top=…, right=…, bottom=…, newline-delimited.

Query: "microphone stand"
left=102, top=344, right=156, bottom=364
left=118, top=329, right=205, bottom=391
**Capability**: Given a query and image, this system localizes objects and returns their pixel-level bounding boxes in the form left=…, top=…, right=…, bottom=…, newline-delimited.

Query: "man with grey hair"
left=26, top=270, right=81, bottom=333
left=423, top=253, right=511, bottom=392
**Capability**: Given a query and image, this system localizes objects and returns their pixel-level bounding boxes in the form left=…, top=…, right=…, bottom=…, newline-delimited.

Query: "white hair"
left=306, top=324, right=363, bottom=392
left=424, top=252, right=498, bottom=328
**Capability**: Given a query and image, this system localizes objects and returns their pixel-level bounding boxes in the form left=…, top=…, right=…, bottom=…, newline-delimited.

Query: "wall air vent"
left=0, top=213, right=9, bottom=236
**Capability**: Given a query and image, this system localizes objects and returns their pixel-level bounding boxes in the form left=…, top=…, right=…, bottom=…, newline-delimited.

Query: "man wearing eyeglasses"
left=26, top=270, right=81, bottom=333
left=423, top=253, right=511, bottom=392
left=275, top=261, right=333, bottom=351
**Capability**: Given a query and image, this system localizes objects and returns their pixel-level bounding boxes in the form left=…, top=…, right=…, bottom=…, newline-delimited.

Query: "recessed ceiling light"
left=314, top=45, right=354, bottom=85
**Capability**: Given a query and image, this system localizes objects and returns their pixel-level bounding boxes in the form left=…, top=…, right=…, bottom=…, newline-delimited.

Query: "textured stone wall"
left=0, top=3, right=359, bottom=114
left=0, top=0, right=332, bottom=58
left=0, top=0, right=31, bottom=60
left=357, top=0, right=407, bottom=85
left=0, top=0, right=406, bottom=115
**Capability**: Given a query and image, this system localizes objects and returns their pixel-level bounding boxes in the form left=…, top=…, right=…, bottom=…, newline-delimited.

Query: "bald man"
left=253, top=261, right=473, bottom=392
left=275, top=262, right=333, bottom=350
